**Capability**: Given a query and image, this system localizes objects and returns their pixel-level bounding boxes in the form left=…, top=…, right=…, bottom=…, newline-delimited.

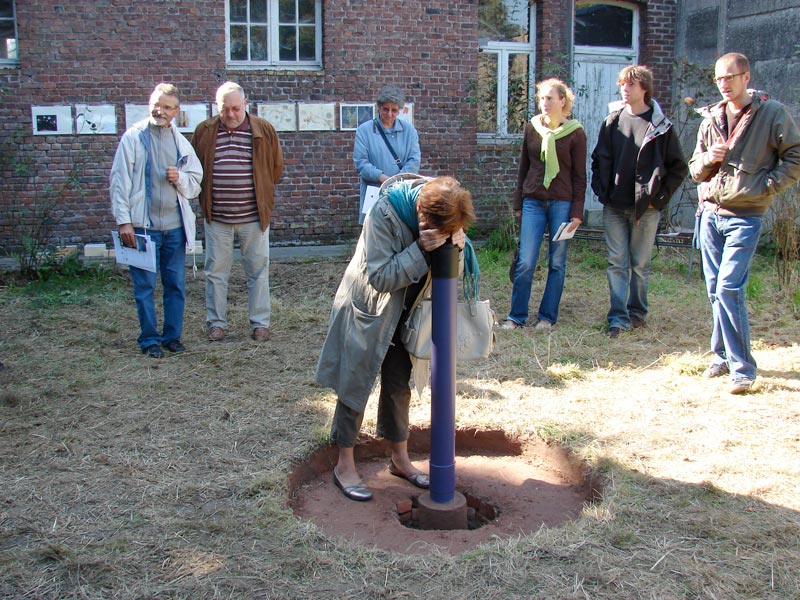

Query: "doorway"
left=572, top=1, right=639, bottom=225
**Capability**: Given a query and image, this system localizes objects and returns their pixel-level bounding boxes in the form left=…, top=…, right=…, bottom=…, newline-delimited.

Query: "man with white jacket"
left=110, top=83, right=202, bottom=358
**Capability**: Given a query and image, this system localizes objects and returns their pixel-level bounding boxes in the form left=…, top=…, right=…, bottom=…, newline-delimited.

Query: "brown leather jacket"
left=191, top=114, right=284, bottom=231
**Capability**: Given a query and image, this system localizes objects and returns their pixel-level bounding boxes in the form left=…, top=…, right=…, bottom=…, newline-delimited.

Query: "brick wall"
left=0, top=0, right=679, bottom=250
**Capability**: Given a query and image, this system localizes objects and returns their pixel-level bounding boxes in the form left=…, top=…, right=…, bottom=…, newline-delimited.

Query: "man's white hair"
left=216, top=81, right=246, bottom=107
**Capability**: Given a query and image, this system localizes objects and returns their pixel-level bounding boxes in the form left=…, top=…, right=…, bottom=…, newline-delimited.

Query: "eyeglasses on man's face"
left=714, top=72, right=746, bottom=85
left=152, top=103, right=179, bottom=112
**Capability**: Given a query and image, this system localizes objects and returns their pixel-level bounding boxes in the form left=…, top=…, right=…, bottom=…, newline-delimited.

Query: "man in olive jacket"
left=690, top=52, right=800, bottom=394
left=191, top=82, right=284, bottom=343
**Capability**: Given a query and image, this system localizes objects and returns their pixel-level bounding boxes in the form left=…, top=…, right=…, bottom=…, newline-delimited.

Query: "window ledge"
left=477, top=134, right=522, bottom=146
left=226, top=63, right=322, bottom=73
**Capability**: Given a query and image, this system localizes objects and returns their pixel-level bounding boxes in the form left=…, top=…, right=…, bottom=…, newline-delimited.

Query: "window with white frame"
left=477, top=0, right=535, bottom=138
left=227, top=0, right=321, bottom=68
left=0, top=0, right=17, bottom=65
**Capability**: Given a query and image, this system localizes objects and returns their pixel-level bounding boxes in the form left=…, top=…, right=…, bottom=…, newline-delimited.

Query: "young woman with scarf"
left=502, top=79, right=587, bottom=332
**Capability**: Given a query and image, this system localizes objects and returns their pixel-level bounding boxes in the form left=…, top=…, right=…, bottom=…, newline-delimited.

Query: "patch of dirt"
left=289, top=428, right=600, bottom=555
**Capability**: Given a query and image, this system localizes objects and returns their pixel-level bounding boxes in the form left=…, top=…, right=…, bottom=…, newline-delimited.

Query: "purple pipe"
left=429, top=242, right=458, bottom=504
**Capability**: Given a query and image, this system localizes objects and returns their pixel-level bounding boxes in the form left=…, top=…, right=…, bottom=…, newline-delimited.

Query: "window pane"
left=575, top=5, right=633, bottom=48
left=230, top=24, right=248, bottom=60
left=298, top=26, right=315, bottom=60
left=0, top=22, right=15, bottom=60
left=279, top=25, right=296, bottom=61
left=230, top=0, right=247, bottom=23
left=479, top=0, right=529, bottom=43
left=477, top=52, right=498, bottom=134
left=0, top=0, right=13, bottom=19
left=507, top=53, right=529, bottom=134
left=279, top=0, right=295, bottom=22
left=251, top=25, right=268, bottom=60
left=249, top=0, right=267, bottom=23
left=298, top=0, right=315, bottom=23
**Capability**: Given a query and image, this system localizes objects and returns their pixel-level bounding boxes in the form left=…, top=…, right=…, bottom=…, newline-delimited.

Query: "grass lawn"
left=1, top=239, right=798, bottom=599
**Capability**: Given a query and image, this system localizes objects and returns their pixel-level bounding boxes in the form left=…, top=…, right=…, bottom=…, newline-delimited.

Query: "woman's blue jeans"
left=699, top=210, right=761, bottom=382
left=129, top=226, right=186, bottom=350
left=507, top=198, right=572, bottom=326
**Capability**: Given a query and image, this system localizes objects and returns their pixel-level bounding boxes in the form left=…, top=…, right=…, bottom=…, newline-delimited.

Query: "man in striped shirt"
left=192, top=82, right=284, bottom=342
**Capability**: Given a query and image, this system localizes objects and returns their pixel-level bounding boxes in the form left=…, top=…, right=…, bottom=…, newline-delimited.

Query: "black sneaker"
left=608, top=327, right=622, bottom=339
left=162, top=339, right=186, bottom=353
left=143, top=345, right=164, bottom=359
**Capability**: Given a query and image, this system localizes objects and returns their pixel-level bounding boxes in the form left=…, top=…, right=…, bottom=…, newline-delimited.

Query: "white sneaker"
left=534, top=320, right=553, bottom=332
left=500, top=320, right=521, bottom=330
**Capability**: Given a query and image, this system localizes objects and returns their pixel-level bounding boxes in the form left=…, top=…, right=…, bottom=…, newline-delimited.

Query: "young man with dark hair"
left=591, top=65, right=688, bottom=339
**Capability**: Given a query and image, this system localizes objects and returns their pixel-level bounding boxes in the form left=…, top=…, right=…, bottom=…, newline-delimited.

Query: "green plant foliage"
left=16, top=262, right=124, bottom=307
left=482, top=216, right=518, bottom=252
left=0, top=128, right=87, bottom=277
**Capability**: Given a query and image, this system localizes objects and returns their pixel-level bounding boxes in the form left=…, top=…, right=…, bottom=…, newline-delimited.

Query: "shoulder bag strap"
left=375, top=118, right=403, bottom=170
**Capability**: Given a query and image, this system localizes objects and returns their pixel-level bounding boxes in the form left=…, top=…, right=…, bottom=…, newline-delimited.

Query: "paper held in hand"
left=361, top=185, right=381, bottom=216
left=111, top=230, right=157, bottom=273
left=552, top=221, right=576, bottom=242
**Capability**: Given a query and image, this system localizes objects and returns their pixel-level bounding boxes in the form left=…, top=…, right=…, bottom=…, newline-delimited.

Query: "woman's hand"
left=417, top=221, right=454, bottom=252
left=451, top=227, right=466, bottom=249
left=566, top=217, right=582, bottom=233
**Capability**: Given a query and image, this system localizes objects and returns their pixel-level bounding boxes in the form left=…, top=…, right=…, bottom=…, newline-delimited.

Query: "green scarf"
left=386, top=181, right=481, bottom=301
left=530, top=115, right=583, bottom=189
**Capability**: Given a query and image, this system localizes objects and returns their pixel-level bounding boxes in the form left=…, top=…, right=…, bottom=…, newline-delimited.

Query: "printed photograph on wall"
left=31, top=106, right=73, bottom=135
left=75, top=104, right=117, bottom=134
left=339, top=103, right=375, bottom=131
left=124, top=104, right=150, bottom=129
left=398, top=103, right=414, bottom=124
left=175, top=103, right=208, bottom=133
left=258, top=103, right=297, bottom=131
left=298, top=103, right=336, bottom=131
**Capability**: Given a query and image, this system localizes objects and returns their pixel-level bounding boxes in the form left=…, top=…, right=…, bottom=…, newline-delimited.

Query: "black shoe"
left=143, top=345, right=164, bottom=359
left=162, top=339, right=185, bottom=353
left=630, top=315, right=647, bottom=329
left=608, top=327, right=622, bottom=339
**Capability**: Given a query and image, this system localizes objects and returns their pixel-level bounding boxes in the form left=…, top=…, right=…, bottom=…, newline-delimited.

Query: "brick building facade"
left=0, top=1, right=679, bottom=250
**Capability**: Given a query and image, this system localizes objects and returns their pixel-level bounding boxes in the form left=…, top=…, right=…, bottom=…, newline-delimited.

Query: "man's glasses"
left=714, top=73, right=745, bottom=84
left=152, top=104, right=179, bottom=112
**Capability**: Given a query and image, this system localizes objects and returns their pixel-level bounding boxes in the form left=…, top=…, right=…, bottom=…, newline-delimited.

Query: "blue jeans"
left=204, top=220, right=271, bottom=330
left=603, top=205, right=661, bottom=329
left=129, top=227, right=186, bottom=350
left=699, top=210, right=761, bottom=382
left=507, top=198, right=572, bottom=326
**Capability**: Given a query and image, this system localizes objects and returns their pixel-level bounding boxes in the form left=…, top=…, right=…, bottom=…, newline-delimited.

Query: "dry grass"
left=1, top=240, right=799, bottom=599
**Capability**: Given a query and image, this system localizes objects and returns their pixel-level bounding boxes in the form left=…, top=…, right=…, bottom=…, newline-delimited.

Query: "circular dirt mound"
left=288, top=428, right=601, bottom=555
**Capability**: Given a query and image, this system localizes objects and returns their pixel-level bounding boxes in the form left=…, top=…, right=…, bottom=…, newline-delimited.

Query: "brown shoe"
left=208, top=326, right=225, bottom=342
left=252, top=327, right=271, bottom=342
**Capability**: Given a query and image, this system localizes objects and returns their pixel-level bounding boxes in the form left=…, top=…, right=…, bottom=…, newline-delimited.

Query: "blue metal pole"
left=428, top=242, right=458, bottom=504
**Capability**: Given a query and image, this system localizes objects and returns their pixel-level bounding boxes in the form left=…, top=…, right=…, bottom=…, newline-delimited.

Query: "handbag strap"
left=407, top=272, right=432, bottom=314
left=375, top=118, right=403, bottom=170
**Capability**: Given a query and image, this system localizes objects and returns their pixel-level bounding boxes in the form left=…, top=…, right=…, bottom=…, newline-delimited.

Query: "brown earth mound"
left=289, top=428, right=601, bottom=555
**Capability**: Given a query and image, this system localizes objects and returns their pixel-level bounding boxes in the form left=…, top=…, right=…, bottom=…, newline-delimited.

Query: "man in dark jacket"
left=690, top=52, right=800, bottom=394
left=591, top=65, right=688, bottom=339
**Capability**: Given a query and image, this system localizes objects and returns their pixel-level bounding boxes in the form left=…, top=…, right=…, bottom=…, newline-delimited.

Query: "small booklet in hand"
left=552, top=222, right=576, bottom=242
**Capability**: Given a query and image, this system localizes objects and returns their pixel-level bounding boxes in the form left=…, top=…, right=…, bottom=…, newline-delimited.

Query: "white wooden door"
left=571, top=2, right=639, bottom=224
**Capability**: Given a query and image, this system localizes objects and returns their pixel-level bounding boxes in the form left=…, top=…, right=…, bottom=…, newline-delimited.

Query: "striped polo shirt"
left=211, top=117, right=258, bottom=224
